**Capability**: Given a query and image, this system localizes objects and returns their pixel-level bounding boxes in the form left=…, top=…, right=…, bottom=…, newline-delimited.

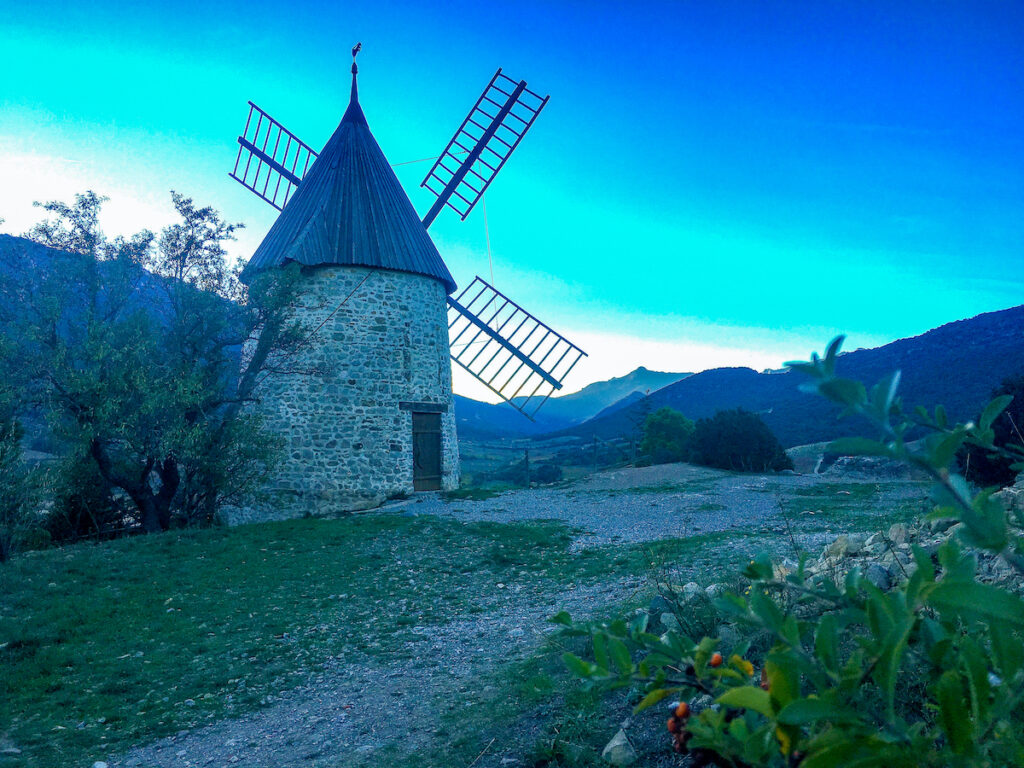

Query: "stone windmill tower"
left=231, top=49, right=585, bottom=517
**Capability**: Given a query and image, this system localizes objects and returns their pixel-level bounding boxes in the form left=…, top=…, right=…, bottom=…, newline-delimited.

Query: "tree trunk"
left=134, top=493, right=164, bottom=534
left=154, top=458, right=180, bottom=530
left=90, top=439, right=176, bottom=533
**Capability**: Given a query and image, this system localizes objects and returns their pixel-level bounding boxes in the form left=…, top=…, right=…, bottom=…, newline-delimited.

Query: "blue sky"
left=2, top=1, right=1022, bottom=400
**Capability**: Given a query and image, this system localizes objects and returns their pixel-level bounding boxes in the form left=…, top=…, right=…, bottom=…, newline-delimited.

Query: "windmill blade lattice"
left=230, top=102, right=320, bottom=211
left=420, top=69, right=548, bottom=228
left=447, top=277, right=586, bottom=420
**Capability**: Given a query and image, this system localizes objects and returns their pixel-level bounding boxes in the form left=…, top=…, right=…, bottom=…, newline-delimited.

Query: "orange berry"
left=667, top=717, right=679, bottom=733
left=710, top=652, right=723, bottom=668
left=674, top=701, right=690, bottom=718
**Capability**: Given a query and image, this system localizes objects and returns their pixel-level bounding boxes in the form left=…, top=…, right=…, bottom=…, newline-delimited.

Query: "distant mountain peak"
left=454, top=367, right=691, bottom=439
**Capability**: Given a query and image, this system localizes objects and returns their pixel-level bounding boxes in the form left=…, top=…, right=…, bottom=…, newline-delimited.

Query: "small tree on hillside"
left=691, top=408, right=793, bottom=472
left=0, top=191, right=309, bottom=533
left=641, top=406, right=695, bottom=464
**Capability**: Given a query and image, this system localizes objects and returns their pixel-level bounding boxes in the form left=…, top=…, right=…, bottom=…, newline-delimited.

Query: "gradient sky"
left=2, top=1, right=1022, bottom=402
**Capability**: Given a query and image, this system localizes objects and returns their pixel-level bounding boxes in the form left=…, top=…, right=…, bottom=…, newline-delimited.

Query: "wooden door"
left=412, top=412, right=442, bottom=491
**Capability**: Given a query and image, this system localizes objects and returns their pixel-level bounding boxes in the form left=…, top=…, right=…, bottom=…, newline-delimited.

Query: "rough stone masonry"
left=227, top=265, right=459, bottom=524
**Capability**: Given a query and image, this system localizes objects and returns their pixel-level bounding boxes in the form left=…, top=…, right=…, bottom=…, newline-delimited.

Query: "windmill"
left=229, top=47, right=586, bottom=421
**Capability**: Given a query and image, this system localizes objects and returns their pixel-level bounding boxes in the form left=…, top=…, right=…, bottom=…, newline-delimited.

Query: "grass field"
left=0, top=512, right=747, bottom=768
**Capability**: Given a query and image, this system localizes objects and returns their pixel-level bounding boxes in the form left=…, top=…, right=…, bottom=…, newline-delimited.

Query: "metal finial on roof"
left=351, top=42, right=362, bottom=87
left=343, top=42, right=365, bottom=125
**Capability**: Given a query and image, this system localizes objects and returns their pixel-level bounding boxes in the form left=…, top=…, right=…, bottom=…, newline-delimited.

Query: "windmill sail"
left=230, top=102, right=319, bottom=211
left=228, top=66, right=583, bottom=421
left=447, top=277, right=586, bottom=420
left=421, top=69, right=549, bottom=228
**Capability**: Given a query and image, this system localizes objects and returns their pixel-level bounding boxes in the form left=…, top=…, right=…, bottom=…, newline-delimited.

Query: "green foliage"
left=640, top=406, right=694, bottom=464
left=44, top=449, right=124, bottom=542
left=535, top=462, right=565, bottom=484
left=559, top=337, right=1024, bottom=767
left=0, top=346, right=39, bottom=562
left=691, top=408, right=794, bottom=472
left=0, top=191, right=308, bottom=536
left=0, top=419, right=37, bottom=563
left=960, top=373, right=1024, bottom=489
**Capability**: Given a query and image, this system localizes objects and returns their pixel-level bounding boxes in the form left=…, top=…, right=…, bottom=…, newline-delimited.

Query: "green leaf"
left=633, top=687, right=673, bottom=713
left=628, top=610, right=649, bottom=635
left=549, top=611, right=572, bottom=626
left=929, top=580, right=1024, bottom=628
left=716, top=686, right=774, bottom=718
left=818, top=378, right=867, bottom=408
left=980, top=394, right=1013, bottom=431
left=990, top=619, right=1024, bottom=679
left=815, top=615, right=839, bottom=673
left=777, top=697, right=850, bottom=725
left=930, top=431, right=967, bottom=470
left=562, top=652, right=594, bottom=678
left=743, top=552, right=774, bottom=581
left=937, top=670, right=971, bottom=754
left=823, top=336, right=845, bottom=375
left=592, top=632, right=609, bottom=671
left=750, top=590, right=786, bottom=635
left=766, top=655, right=800, bottom=708
left=786, top=361, right=820, bottom=376
left=609, top=637, right=632, bottom=676
left=960, top=637, right=990, bottom=725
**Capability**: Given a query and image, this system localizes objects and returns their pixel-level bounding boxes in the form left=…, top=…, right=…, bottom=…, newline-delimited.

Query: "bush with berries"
left=556, top=338, right=1024, bottom=767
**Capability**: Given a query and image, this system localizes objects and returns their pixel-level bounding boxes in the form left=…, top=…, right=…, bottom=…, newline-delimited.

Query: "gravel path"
left=403, top=464, right=837, bottom=548
left=111, top=576, right=642, bottom=768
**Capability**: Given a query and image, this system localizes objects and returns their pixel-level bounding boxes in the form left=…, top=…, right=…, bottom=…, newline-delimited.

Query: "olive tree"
left=1, top=191, right=308, bottom=533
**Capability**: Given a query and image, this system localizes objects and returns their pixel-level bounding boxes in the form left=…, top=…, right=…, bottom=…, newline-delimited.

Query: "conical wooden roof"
left=241, top=67, right=456, bottom=293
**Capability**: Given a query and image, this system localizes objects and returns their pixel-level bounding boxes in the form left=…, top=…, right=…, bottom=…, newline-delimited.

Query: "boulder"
left=704, top=584, right=724, bottom=600
left=660, top=613, right=680, bottom=632
left=846, top=535, right=867, bottom=555
left=929, top=517, right=958, bottom=534
left=864, top=563, right=893, bottom=591
left=681, top=582, right=702, bottom=602
left=887, top=523, right=909, bottom=545
left=601, top=729, right=637, bottom=766
left=649, top=594, right=674, bottom=614
left=824, top=535, right=850, bottom=560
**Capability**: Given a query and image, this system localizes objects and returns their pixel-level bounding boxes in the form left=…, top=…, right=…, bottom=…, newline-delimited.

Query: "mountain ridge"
left=454, top=366, right=690, bottom=438
left=549, top=304, right=1024, bottom=447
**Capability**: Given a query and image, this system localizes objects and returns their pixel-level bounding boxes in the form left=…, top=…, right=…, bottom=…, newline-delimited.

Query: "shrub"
left=558, top=337, right=1024, bottom=767
left=45, top=452, right=127, bottom=543
left=534, top=462, right=564, bottom=484
left=640, top=407, right=695, bottom=464
left=960, top=372, right=1024, bottom=489
left=691, top=408, right=793, bottom=472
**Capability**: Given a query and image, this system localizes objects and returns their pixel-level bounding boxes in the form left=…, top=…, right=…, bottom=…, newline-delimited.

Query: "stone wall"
left=227, top=265, right=459, bottom=523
